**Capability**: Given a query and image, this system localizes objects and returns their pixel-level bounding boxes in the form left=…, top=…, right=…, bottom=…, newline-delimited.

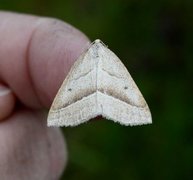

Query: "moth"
left=47, top=39, right=152, bottom=127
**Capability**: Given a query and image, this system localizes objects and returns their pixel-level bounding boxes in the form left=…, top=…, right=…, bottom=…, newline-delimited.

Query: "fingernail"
left=0, top=86, right=12, bottom=97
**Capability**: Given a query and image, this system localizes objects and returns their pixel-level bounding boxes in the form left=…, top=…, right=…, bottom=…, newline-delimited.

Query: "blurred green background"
left=1, top=0, right=193, bottom=179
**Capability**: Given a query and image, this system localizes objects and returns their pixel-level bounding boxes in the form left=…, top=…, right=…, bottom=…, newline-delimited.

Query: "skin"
left=0, top=11, right=90, bottom=180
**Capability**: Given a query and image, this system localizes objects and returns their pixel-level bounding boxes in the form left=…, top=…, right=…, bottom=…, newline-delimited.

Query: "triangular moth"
left=47, top=39, right=152, bottom=127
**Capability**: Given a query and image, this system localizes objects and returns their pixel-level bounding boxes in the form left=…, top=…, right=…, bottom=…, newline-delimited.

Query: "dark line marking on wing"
left=72, top=69, right=93, bottom=81
left=98, top=89, right=145, bottom=108
left=101, top=68, right=124, bottom=79
left=61, top=90, right=95, bottom=109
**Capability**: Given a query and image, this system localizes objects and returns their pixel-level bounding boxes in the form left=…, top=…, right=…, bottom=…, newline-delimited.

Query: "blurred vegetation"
left=1, top=0, right=193, bottom=179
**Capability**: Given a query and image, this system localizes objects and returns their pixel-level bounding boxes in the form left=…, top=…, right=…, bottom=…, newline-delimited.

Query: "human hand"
left=0, top=12, right=89, bottom=180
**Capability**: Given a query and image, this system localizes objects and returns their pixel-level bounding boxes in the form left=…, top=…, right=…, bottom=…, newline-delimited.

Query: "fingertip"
left=0, top=13, right=90, bottom=109
left=0, top=85, right=16, bottom=121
